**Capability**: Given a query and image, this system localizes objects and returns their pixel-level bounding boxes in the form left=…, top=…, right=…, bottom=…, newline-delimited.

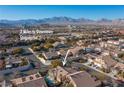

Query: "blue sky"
left=0, top=5, right=124, bottom=20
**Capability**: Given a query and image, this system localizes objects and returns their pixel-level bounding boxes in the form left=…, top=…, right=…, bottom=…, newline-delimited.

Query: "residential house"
left=66, top=56, right=82, bottom=63
left=67, top=71, right=101, bottom=87
left=69, top=46, right=84, bottom=56
left=5, top=57, right=28, bottom=69
left=11, top=73, right=47, bottom=87
left=117, top=30, right=124, bottom=35
left=107, top=40, right=120, bottom=46
left=58, top=36, right=66, bottom=41
left=119, top=39, right=124, bottom=43
left=109, top=48, right=123, bottom=57
left=76, top=40, right=83, bottom=46
left=53, top=42, right=69, bottom=49
left=48, top=66, right=101, bottom=87
left=0, top=80, right=12, bottom=87
left=0, top=57, right=31, bottom=75
left=113, top=63, right=124, bottom=75
left=100, top=42, right=108, bottom=48
left=42, top=51, right=60, bottom=60
left=92, top=55, right=117, bottom=72
left=119, top=44, right=124, bottom=51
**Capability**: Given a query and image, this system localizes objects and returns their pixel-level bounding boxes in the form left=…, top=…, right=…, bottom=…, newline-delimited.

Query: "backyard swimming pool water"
left=45, top=75, right=55, bottom=87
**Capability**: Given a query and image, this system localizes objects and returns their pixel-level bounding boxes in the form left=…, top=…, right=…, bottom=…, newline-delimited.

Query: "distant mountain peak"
left=0, top=17, right=124, bottom=27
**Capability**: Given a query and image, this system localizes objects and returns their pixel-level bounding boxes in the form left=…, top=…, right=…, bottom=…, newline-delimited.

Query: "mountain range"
left=0, top=17, right=124, bottom=27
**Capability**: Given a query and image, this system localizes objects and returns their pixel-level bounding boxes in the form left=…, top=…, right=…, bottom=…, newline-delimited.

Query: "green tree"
left=66, top=83, right=74, bottom=87
left=31, top=45, right=41, bottom=51
left=44, top=43, right=53, bottom=50
left=20, top=57, right=28, bottom=66
left=39, top=54, right=46, bottom=59
left=118, top=53, right=124, bottom=58
left=12, top=48, right=24, bottom=55
left=51, top=59, right=63, bottom=68
left=46, top=38, right=56, bottom=44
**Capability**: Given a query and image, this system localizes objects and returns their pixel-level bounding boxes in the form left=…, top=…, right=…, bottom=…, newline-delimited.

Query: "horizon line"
left=0, top=16, right=124, bottom=21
